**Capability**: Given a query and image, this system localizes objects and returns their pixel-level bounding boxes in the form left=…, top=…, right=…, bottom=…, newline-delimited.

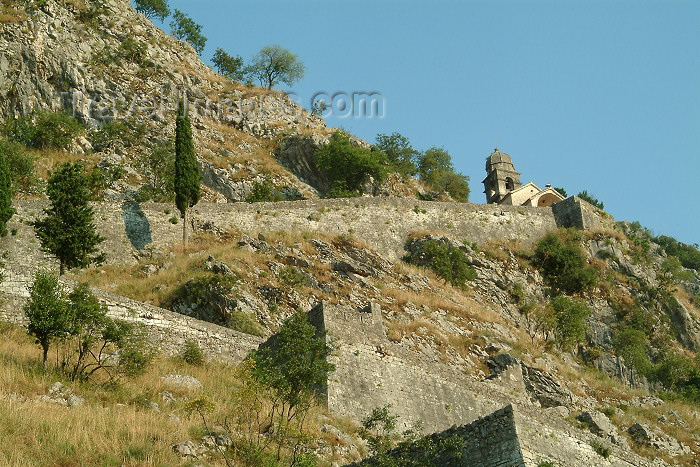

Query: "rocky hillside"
left=1, top=1, right=700, bottom=466
left=0, top=0, right=426, bottom=202
left=65, top=211, right=700, bottom=464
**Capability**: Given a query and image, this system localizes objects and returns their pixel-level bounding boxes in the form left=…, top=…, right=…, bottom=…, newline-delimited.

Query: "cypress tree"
left=174, top=99, right=201, bottom=248
left=0, top=146, right=15, bottom=236
left=33, top=162, right=105, bottom=275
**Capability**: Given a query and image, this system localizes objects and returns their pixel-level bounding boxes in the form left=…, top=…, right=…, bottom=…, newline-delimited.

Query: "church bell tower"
left=482, top=148, right=522, bottom=204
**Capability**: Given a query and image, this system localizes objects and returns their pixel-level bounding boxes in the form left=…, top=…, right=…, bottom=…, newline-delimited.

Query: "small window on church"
left=505, top=177, right=514, bottom=190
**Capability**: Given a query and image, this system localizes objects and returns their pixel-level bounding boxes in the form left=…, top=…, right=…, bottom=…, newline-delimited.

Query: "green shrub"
left=90, top=118, right=146, bottom=152
left=85, top=164, right=125, bottom=200
left=246, top=176, right=284, bottom=202
left=653, top=353, right=700, bottom=403
left=278, top=265, right=308, bottom=289
left=315, top=131, right=389, bottom=197
left=228, top=311, right=264, bottom=337
left=655, top=234, right=700, bottom=271
left=590, top=440, right=611, bottom=458
left=180, top=339, right=205, bottom=365
left=532, top=231, right=598, bottom=295
left=613, top=327, right=651, bottom=375
left=374, top=132, right=419, bottom=177
left=1, top=110, right=83, bottom=150
left=404, top=238, right=476, bottom=287
left=0, top=139, right=38, bottom=193
left=136, top=139, right=175, bottom=202
left=417, top=147, right=470, bottom=202
left=549, top=295, right=590, bottom=351
left=577, top=190, right=604, bottom=210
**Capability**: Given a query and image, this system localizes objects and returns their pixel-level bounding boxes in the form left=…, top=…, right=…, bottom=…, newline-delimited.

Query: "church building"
left=482, top=148, right=564, bottom=207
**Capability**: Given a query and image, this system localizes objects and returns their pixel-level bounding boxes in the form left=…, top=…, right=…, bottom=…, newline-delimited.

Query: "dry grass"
left=0, top=321, right=354, bottom=466
left=31, top=148, right=100, bottom=180
left=74, top=233, right=269, bottom=306
left=383, top=286, right=468, bottom=316
left=201, top=118, right=284, bottom=175
left=673, top=287, right=700, bottom=320
left=0, top=324, right=198, bottom=466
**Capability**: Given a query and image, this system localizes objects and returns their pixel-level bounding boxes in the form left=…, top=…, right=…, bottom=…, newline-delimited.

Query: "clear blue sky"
left=152, top=0, right=699, bottom=245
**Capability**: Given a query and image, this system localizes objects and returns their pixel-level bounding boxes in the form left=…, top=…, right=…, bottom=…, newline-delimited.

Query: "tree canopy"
left=418, top=147, right=470, bottom=202
left=212, top=48, right=245, bottom=82
left=134, top=0, right=170, bottom=21
left=0, top=144, right=14, bottom=236
left=32, top=162, right=105, bottom=275
left=247, top=45, right=305, bottom=89
left=315, top=131, right=389, bottom=198
left=375, top=132, right=419, bottom=177
left=170, top=9, right=207, bottom=55
left=24, top=271, right=70, bottom=366
left=250, top=311, right=334, bottom=410
left=174, top=100, right=201, bottom=247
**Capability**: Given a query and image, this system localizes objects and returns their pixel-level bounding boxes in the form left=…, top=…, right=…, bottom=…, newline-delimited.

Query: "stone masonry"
left=348, top=404, right=527, bottom=467
left=307, top=302, right=663, bottom=467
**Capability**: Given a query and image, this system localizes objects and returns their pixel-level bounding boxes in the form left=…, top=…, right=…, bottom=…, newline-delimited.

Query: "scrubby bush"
left=228, top=310, right=264, bottom=337
left=278, top=265, right=308, bottom=289
left=577, top=190, right=604, bottom=210
left=404, top=238, right=476, bottom=287
left=246, top=176, right=284, bottom=202
left=90, top=118, right=146, bottom=152
left=655, top=234, right=700, bottom=272
left=549, top=295, right=590, bottom=351
left=86, top=163, right=125, bottom=200
left=613, top=327, right=651, bottom=375
left=5, top=110, right=83, bottom=150
left=180, top=339, right=204, bottom=366
left=315, top=130, right=389, bottom=198
left=0, top=139, right=38, bottom=193
left=532, top=231, right=598, bottom=295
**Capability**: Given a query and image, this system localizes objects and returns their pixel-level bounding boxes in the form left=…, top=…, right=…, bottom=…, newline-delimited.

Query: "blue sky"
left=152, top=0, right=699, bottom=245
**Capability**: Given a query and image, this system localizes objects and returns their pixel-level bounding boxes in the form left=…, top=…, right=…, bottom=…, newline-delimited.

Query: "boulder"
left=160, top=374, right=203, bottom=391
left=628, top=423, right=690, bottom=456
left=577, top=411, right=628, bottom=448
left=37, top=382, right=84, bottom=407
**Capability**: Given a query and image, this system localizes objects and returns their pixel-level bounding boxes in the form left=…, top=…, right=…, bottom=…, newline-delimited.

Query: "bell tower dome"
left=482, top=148, right=522, bottom=204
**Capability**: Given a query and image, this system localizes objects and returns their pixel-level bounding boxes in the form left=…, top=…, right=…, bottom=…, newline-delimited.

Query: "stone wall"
left=0, top=279, right=262, bottom=362
left=552, top=196, right=610, bottom=230
left=310, top=302, right=660, bottom=467
left=349, top=404, right=527, bottom=467
left=308, top=302, right=505, bottom=433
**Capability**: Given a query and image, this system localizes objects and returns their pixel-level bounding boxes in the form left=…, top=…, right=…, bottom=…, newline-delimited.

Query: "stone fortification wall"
left=1, top=197, right=602, bottom=310
left=551, top=196, right=610, bottom=231
left=308, top=302, right=505, bottom=433
left=0, top=279, right=262, bottom=363
left=2, top=196, right=600, bottom=284
left=349, top=404, right=526, bottom=467
left=311, top=303, right=660, bottom=467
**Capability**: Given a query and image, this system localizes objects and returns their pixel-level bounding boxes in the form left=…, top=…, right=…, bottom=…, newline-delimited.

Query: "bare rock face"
left=487, top=354, right=572, bottom=408
left=577, top=411, right=629, bottom=448
left=628, top=423, right=690, bottom=456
